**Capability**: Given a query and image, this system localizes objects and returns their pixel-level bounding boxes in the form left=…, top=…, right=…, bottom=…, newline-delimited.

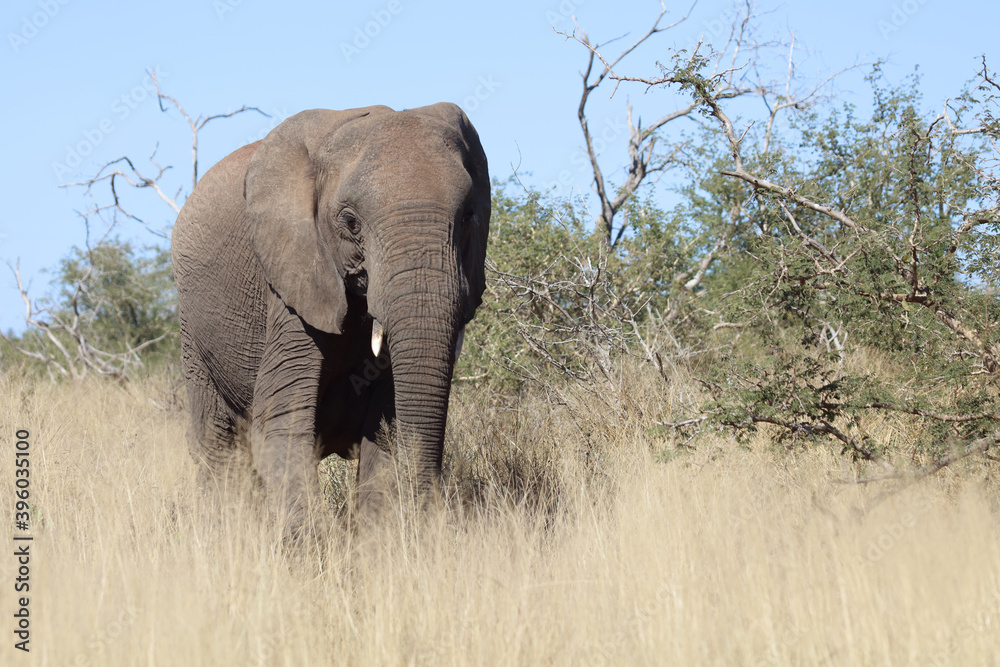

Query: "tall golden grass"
left=1, top=367, right=998, bottom=666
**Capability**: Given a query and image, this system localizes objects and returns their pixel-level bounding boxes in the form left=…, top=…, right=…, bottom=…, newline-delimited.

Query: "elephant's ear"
left=244, top=109, right=377, bottom=334
left=410, top=103, right=491, bottom=313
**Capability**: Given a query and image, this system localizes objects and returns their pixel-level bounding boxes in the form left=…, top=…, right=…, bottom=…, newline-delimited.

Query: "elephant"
left=171, top=103, right=490, bottom=534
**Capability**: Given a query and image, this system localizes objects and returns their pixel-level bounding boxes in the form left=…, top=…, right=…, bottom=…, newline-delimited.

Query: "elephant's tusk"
left=454, top=327, right=465, bottom=361
left=371, top=319, right=384, bottom=357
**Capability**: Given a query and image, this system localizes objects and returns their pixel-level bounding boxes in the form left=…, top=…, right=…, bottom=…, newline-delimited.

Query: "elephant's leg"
left=357, top=429, right=397, bottom=518
left=182, top=349, right=251, bottom=494
left=356, top=380, right=398, bottom=518
left=250, top=300, right=326, bottom=540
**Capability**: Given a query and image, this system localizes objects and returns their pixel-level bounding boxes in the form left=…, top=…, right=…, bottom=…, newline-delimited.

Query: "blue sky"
left=1, top=0, right=998, bottom=334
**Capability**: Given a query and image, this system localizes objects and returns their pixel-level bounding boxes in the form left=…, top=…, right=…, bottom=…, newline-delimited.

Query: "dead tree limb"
left=556, top=1, right=769, bottom=247
left=10, top=81, right=265, bottom=381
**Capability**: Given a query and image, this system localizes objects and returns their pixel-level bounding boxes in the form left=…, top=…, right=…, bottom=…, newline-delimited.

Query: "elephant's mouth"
left=345, top=268, right=368, bottom=295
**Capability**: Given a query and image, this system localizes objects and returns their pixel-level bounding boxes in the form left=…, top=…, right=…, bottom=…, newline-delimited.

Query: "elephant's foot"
left=193, top=446, right=257, bottom=497
left=251, top=457, right=325, bottom=548
left=354, top=436, right=443, bottom=529
left=191, top=446, right=260, bottom=539
left=355, top=435, right=400, bottom=525
left=278, top=502, right=331, bottom=555
left=252, top=468, right=327, bottom=548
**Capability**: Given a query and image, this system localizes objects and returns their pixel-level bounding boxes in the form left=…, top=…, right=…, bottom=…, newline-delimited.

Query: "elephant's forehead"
left=330, top=112, right=465, bottom=160
left=348, top=158, right=473, bottom=212
left=329, top=118, right=472, bottom=202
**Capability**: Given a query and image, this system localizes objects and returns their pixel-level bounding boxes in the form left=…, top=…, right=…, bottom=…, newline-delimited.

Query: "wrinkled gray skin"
left=172, top=103, right=489, bottom=533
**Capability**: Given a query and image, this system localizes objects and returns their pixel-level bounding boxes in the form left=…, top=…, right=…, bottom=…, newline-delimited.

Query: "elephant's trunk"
left=373, top=206, right=466, bottom=496
left=384, top=285, right=461, bottom=494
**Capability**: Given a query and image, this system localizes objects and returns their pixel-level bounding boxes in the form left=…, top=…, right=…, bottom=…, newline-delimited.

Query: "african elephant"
left=172, top=103, right=489, bottom=534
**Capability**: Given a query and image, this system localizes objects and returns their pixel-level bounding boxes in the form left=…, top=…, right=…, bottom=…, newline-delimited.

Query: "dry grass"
left=1, top=368, right=999, bottom=666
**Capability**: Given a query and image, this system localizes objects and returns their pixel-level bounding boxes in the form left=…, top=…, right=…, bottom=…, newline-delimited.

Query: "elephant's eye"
left=340, top=210, right=361, bottom=234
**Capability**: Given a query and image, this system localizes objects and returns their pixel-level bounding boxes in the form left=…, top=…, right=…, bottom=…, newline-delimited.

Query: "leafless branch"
left=2, top=259, right=170, bottom=383
left=759, top=33, right=870, bottom=155
left=842, top=429, right=1000, bottom=484
left=58, top=76, right=268, bottom=242
left=6, top=79, right=266, bottom=381
left=151, top=71, right=267, bottom=191
left=553, top=1, right=772, bottom=247
left=819, top=402, right=999, bottom=423
left=743, top=414, right=887, bottom=465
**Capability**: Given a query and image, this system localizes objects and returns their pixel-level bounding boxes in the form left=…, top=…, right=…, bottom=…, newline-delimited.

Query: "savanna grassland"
left=1, top=361, right=999, bottom=667
left=3, top=8, right=1000, bottom=666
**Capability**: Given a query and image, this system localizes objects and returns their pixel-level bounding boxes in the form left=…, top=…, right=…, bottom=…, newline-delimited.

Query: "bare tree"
left=3, top=76, right=266, bottom=381
left=558, top=1, right=766, bottom=249
left=557, top=1, right=866, bottom=323
left=57, top=73, right=266, bottom=238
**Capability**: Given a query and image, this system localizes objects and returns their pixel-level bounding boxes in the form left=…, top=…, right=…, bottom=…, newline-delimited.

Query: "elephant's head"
left=243, top=103, right=490, bottom=491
